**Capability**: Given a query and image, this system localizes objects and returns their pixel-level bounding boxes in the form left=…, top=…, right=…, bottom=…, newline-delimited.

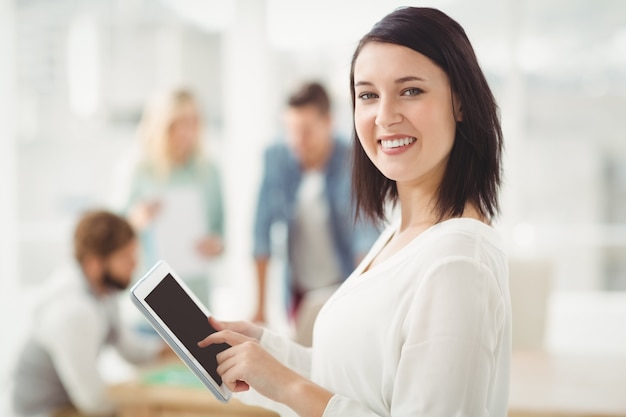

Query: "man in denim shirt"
left=252, top=82, right=379, bottom=344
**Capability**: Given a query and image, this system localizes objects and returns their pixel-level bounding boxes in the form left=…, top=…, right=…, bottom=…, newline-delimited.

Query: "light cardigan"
left=259, top=218, right=511, bottom=417
left=122, top=156, right=225, bottom=286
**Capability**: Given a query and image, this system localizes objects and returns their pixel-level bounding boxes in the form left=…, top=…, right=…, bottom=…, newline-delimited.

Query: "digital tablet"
left=129, top=260, right=232, bottom=403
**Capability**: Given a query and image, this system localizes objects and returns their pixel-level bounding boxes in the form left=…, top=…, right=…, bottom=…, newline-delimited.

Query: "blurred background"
left=1, top=0, right=625, bottom=412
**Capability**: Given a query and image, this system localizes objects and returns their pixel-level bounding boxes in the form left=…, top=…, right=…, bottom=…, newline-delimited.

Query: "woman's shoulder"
left=131, top=158, right=157, bottom=178
left=410, top=218, right=506, bottom=273
left=430, top=217, right=502, bottom=246
left=188, top=156, right=223, bottom=184
left=420, top=219, right=508, bottom=287
left=192, top=155, right=218, bottom=170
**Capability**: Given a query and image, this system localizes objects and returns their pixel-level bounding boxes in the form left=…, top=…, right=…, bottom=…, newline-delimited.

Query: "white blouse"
left=259, top=218, right=511, bottom=417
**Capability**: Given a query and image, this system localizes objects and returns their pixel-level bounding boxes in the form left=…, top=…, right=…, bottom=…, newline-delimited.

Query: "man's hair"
left=350, top=7, right=503, bottom=225
left=287, top=81, right=331, bottom=115
left=74, top=210, right=136, bottom=263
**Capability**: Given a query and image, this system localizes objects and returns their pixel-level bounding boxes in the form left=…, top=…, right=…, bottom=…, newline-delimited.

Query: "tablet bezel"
left=129, top=260, right=231, bottom=403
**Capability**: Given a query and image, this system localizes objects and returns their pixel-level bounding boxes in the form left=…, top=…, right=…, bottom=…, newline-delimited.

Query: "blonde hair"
left=137, top=88, right=203, bottom=178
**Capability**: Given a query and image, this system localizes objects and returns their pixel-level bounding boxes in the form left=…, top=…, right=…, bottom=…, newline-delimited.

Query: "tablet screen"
left=144, top=273, right=229, bottom=385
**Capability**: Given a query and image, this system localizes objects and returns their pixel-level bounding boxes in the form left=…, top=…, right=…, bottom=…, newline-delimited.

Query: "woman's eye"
left=402, top=88, right=424, bottom=96
left=358, top=92, right=378, bottom=100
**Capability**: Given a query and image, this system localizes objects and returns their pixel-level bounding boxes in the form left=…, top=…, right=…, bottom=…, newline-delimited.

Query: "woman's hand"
left=199, top=317, right=333, bottom=417
left=207, top=316, right=263, bottom=341
left=198, top=318, right=297, bottom=402
left=196, top=236, right=223, bottom=257
left=128, top=200, right=161, bottom=230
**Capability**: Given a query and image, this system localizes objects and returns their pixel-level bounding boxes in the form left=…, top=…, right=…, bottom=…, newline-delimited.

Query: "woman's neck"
left=396, top=182, right=439, bottom=232
left=396, top=183, right=487, bottom=232
left=171, top=153, right=192, bottom=167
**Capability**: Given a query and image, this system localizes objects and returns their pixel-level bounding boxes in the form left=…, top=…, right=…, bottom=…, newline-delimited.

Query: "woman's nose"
left=375, top=97, right=402, bottom=129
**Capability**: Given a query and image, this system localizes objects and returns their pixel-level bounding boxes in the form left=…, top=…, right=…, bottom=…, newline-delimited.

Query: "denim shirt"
left=253, top=138, right=380, bottom=289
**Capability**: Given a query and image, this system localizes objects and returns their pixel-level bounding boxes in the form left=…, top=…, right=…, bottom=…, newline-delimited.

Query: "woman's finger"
left=207, top=317, right=263, bottom=340
left=197, top=329, right=250, bottom=348
left=208, top=315, right=225, bottom=331
left=215, top=348, right=240, bottom=377
left=233, top=380, right=250, bottom=392
left=216, top=345, right=255, bottom=392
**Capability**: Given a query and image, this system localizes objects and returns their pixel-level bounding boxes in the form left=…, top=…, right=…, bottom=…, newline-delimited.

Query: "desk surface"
left=109, top=350, right=626, bottom=417
left=108, top=361, right=279, bottom=417
left=509, top=349, right=626, bottom=417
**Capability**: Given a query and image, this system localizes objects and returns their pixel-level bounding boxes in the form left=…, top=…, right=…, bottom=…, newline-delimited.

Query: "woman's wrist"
left=281, top=375, right=333, bottom=417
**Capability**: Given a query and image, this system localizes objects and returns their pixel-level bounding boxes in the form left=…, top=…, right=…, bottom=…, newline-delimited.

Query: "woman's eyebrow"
left=354, top=76, right=427, bottom=88
left=396, top=76, right=427, bottom=83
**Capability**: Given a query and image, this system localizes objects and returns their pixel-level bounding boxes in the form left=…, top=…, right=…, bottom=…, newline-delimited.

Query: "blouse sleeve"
left=260, top=328, right=312, bottom=378
left=323, top=256, right=507, bottom=417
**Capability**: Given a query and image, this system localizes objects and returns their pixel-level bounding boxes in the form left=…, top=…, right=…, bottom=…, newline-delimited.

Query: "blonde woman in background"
left=122, top=88, right=225, bottom=308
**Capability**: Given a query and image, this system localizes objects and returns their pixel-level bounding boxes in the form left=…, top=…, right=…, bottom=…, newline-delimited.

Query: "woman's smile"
left=354, top=42, right=458, bottom=184
left=378, top=135, right=417, bottom=155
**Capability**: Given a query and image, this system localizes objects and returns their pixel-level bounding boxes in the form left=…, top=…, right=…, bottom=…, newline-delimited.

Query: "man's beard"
left=102, top=269, right=129, bottom=291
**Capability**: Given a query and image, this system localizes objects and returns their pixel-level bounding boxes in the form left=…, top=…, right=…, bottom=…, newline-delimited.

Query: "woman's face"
left=168, top=101, right=200, bottom=163
left=353, top=42, right=460, bottom=189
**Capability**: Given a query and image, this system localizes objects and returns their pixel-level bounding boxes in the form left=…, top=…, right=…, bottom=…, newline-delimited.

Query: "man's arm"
left=41, top=302, right=116, bottom=416
left=252, top=146, right=280, bottom=324
left=252, top=257, right=270, bottom=323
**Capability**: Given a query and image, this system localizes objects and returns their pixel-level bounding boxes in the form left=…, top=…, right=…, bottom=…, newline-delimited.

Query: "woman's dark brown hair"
left=74, top=210, right=136, bottom=263
left=350, top=7, right=503, bottom=225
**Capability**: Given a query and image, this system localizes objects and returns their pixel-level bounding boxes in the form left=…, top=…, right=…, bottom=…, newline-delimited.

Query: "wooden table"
left=509, top=349, right=626, bottom=417
left=107, top=361, right=279, bottom=417
left=104, top=349, right=626, bottom=417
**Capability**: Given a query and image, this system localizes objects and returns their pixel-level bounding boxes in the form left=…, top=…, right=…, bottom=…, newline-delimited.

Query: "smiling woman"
left=350, top=9, right=502, bottom=227
left=194, top=6, right=510, bottom=417
left=353, top=42, right=460, bottom=188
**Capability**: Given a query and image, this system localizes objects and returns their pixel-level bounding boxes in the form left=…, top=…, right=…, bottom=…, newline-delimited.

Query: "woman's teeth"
left=380, top=137, right=416, bottom=149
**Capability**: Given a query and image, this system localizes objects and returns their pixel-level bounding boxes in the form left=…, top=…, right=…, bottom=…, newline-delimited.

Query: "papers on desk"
left=151, top=187, right=208, bottom=278
left=142, top=362, right=204, bottom=389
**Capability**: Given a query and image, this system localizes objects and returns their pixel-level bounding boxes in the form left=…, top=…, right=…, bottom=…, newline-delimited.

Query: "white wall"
left=0, top=0, right=17, bottom=293
left=217, top=0, right=277, bottom=321
left=0, top=0, right=20, bottom=408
